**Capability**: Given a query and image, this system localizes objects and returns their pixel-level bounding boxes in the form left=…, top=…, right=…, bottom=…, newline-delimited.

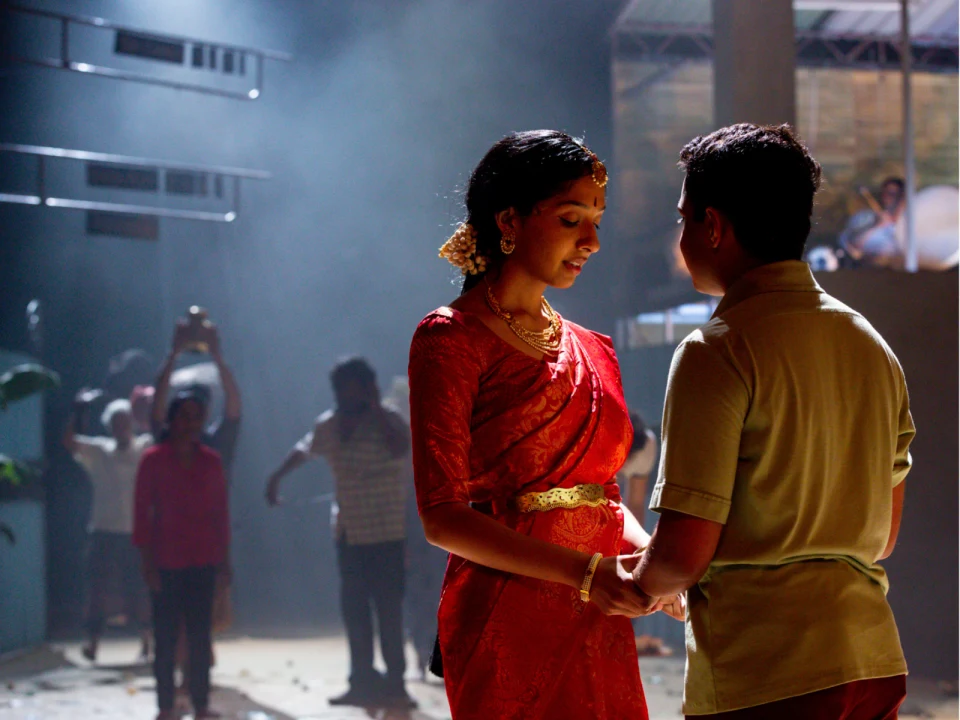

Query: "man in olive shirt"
left=632, top=124, right=914, bottom=718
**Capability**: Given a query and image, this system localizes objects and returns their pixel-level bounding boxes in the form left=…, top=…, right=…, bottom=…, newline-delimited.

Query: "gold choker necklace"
left=485, top=281, right=563, bottom=356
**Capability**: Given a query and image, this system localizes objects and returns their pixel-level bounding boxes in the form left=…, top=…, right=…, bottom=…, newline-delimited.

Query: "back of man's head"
left=330, top=356, right=376, bottom=394
left=678, top=124, right=822, bottom=263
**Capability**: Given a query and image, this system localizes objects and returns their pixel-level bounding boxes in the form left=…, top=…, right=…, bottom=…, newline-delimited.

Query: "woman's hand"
left=216, top=563, right=233, bottom=591
left=658, top=593, right=686, bottom=621
left=589, top=555, right=662, bottom=618
left=142, top=562, right=161, bottom=593
left=171, top=319, right=190, bottom=357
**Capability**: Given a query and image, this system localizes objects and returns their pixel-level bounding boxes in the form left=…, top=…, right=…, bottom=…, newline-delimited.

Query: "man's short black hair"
left=678, top=123, right=822, bottom=263
left=330, top=356, right=376, bottom=393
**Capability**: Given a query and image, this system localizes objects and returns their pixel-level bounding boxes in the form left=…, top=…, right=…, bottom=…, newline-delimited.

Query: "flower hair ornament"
left=439, top=222, right=488, bottom=275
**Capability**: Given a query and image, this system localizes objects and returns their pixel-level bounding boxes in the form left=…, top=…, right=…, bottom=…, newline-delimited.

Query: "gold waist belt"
left=514, top=483, right=608, bottom=513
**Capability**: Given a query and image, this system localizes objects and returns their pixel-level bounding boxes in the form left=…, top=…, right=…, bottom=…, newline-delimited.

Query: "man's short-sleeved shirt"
left=296, top=405, right=408, bottom=546
left=650, top=261, right=914, bottom=715
left=73, top=434, right=153, bottom=533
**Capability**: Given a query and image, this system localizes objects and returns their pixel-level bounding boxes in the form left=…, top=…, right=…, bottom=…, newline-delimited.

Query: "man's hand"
left=265, top=475, right=282, bottom=507
left=659, top=593, right=686, bottom=621
left=589, top=555, right=662, bottom=618
left=628, top=547, right=685, bottom=620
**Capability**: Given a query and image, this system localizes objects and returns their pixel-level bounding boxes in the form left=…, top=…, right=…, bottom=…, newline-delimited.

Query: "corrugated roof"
left=615, top=0, right=712, bottom=26
left=820, top=0, right=957, bottom=37
left=615, top=0, right=958, bottom=40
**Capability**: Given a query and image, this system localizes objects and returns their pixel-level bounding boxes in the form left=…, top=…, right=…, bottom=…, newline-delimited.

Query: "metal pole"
left=901, top=0, right=917, bottom=272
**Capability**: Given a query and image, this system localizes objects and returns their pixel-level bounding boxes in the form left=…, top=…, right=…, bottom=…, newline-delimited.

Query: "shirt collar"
left=712, top=260, right=821, bottom=318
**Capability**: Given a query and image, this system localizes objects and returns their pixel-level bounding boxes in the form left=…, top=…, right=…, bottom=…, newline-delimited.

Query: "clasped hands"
left=588, top=551, right=685, bottom=621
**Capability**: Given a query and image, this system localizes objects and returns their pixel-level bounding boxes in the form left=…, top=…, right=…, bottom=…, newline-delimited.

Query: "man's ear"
left=704, top=208, right=722, bottom=249
left=704, top=207, right=733, bottom=250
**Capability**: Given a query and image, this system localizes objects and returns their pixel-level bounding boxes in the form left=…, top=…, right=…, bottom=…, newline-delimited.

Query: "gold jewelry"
left=500, top=229, right=516, bottom=255
left=584, top=148, right=608, bottom=189
left=484, top=280, right=563, bottom=355
left=515, top=484, right=607, bottom=513
left=580, top=552, right=603, bottom=603
left=439, top=223, right=488, bottom=275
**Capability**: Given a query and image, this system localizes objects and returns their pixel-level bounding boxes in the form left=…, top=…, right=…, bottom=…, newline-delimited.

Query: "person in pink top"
left=133, top=388, right=230, bottom=720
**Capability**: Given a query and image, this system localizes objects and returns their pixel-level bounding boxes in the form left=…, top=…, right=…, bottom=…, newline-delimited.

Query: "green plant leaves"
left=0, top=454, right=39, bottom=487
left=0, top=364, right=61, bottom=411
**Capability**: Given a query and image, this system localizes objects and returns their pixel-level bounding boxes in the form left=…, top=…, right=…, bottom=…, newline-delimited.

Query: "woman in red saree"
left=409, top=131, right=681, bottom=720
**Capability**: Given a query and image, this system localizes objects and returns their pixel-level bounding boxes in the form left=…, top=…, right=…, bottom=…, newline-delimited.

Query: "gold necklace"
left=485, top=280, right=563, bottom=355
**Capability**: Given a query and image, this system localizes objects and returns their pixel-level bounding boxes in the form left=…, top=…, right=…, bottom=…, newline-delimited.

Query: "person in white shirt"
left=64, top=395, right=153, bottom=662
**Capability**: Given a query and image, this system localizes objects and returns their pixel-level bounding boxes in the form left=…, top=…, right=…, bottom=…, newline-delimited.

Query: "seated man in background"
left=839, top=177, right=905, bottom=268
left=633, top=124, right=913, bottom=719
left=64, top=395, right=152, bottom=663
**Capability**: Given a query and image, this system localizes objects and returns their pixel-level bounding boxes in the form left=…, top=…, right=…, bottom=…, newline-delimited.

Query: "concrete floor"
left=0, top=636, right=956, bottom=720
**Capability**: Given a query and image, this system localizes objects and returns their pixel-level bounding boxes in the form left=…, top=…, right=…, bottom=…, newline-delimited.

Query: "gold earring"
left=500, top=230, right=516, bottom=255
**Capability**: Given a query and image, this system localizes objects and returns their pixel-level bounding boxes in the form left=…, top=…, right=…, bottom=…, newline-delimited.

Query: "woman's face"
left=508, top=175, right=604, bottom=289
left=169, top=399, right=207, bottom=442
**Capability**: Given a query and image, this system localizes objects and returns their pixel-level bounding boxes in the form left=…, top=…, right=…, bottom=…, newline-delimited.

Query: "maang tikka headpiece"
left=586, top=148, right=608, bottom=189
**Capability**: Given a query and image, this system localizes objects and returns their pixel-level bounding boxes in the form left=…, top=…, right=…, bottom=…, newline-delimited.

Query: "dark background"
left=0, top=0, right=626, bottom=634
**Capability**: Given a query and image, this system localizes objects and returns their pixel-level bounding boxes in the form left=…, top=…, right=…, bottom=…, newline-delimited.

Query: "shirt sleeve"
left=408, top=313, right=481, bottom=513
left=892, top=377, right=915, bottom=488
left=650, top=335, right=749, bottom=525
left=295, top=411, right=336, bottom=458
left=132, top=451, right=155, bottom=549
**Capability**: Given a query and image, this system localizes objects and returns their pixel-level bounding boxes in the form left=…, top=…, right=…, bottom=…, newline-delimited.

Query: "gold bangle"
left=579, top=552, right=603, bottom=603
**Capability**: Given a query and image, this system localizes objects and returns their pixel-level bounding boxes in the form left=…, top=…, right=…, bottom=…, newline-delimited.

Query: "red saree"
left=408, top=307, right=647, bottom=720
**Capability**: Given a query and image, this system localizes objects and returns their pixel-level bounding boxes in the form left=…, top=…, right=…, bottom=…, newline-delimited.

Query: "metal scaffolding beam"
left=0, top=143, right=271, bottom=223
left=2, top=3, right=293, bottom=101
left=614, top=22, right=959, bottom=72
